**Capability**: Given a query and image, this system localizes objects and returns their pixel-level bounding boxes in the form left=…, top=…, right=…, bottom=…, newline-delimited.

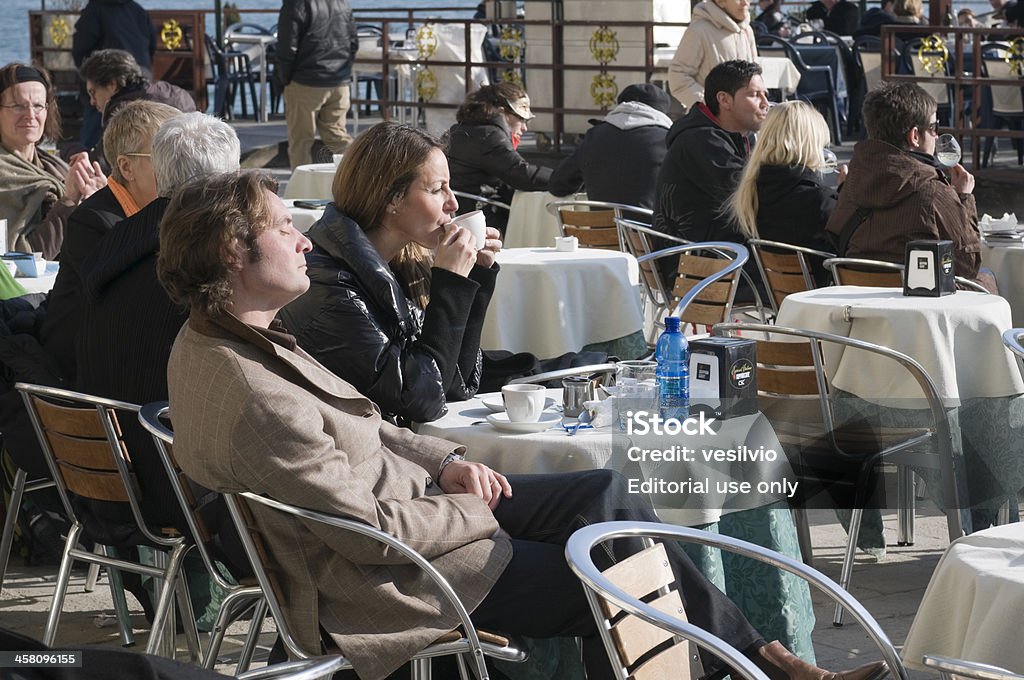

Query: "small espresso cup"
left=501, top=384, right=546, bottom=423
left=448, top=210, right=487, bottom=250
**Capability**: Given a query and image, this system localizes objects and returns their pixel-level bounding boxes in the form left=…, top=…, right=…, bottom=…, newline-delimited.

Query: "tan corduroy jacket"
left=167, top=312, right=511, bottom=680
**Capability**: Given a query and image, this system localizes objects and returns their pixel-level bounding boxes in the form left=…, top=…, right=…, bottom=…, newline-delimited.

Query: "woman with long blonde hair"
left=727, top=101, right=838, bottom=281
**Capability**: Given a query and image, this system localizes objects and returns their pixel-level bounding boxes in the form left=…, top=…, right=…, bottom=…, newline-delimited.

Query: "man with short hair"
left=825, top=82, right=994, bottom=292
left=548, top=82, right=673, bottom=210
left=654, top=59, right=769, bottom=243
left=276, top=0, right=359, bottom=169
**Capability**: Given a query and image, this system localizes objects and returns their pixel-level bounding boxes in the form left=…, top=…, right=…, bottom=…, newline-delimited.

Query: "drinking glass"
left=935, top=134, right=962, bottom=168
left=821, top=147, right=839, bottom=174
left=615, top=360, right=657, bottom=430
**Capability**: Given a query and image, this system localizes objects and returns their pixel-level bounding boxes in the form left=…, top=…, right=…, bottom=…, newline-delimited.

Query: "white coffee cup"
left=501, top=384, right=546, bottom=423
left=448, top=210, right=487, bottom=250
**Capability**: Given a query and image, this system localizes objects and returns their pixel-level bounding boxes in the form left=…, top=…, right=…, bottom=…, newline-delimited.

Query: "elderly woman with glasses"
left=0, top=63, right=106, bottom=259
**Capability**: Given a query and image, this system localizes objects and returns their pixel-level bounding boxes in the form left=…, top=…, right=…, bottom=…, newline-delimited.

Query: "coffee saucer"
left=485, top=411, right=561, bottom=434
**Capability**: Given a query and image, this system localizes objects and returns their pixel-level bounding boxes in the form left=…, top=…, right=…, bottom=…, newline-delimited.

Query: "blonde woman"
left=727, top=101, right=839, bottom=283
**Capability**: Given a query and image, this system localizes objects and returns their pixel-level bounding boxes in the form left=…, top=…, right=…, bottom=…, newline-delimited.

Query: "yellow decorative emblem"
left=916, top=34, right=948, bottom=75
left=48, top=17, right=69, bottom=48
left=589, top=26, right=619, bottom=65
left=1007, top=37, right=1024, bottom=78
left=501, top=69, right=523, bottom=86
left=161, top=19, right=184, bottom=51
left=415, top=25, right=438, bottom=60
left=498, top=26, right=524, bottom=62
left=590, top=73, right=618, bottom=109
left=415, top=67, right=438, bottom=102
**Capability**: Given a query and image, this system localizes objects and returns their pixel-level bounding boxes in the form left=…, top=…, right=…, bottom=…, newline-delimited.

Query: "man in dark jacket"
left=276, top=0, right=359, bottom=169
left=548, top=83, right=673, bottom=210
left=654, top=60, right=768, bottom=244
left=806, top=0, right=861, bottom=35
left=824, top=82, right=995, bottom=292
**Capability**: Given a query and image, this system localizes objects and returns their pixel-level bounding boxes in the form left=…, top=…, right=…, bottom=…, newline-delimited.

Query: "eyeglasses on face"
left=0, top=103, right=47, bottom=115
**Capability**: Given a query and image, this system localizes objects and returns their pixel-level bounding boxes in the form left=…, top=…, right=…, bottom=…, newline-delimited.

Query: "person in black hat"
left=548, top=82, right=673, bottom=210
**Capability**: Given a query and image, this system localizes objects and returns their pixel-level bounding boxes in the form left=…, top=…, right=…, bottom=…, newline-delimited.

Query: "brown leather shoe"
left=758, top=641, right=889, bottom=680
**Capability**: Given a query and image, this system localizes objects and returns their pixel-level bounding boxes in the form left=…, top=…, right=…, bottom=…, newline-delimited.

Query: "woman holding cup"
left=280, top=122, right=502, bottom=425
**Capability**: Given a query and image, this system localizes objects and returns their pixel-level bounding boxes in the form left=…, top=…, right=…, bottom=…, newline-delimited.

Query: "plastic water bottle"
left=655, top=316, right=689, bottom=420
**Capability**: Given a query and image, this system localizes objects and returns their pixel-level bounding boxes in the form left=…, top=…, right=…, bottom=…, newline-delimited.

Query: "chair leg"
left=144, top=544, right=191, bottom=657
left=410, top=657, right=432, bottom=680
left=790, top=506, right=814, bottom=566
left=101, top=547, right=137, bottom=648
left=42, top=523, right=82, bottom=646
left=0, top=468, right=27, bottom=595
left=896, top=465, right=915, bottom=546
left=832, top=507, right=863, bottom=627
left=175, top=572, right=202, bottom=663
left=235, top=598, right=268, bottom=674
left=204, top=590, right=261, bottom=668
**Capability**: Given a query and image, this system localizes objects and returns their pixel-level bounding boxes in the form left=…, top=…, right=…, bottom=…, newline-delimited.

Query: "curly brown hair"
left=0, top=63, right=61, bottom=142
left=157, top=171, right=279, bottom=316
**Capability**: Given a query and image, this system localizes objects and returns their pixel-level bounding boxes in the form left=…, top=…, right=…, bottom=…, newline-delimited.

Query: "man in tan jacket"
left=159, top=171, right=888, bottom=680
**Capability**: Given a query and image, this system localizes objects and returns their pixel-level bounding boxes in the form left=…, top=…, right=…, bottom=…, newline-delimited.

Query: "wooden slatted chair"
left=711, top=323, right=966, bottom=625
left=223, top=491, right=527, bottom=679
left=567, top=521, right=906, bottom=680
left=748, top=239, right=835, bottom=315
left=15, top=383, right=200, bottom=658
left=139, top=403, right=268, bottom=673
left=824, top=257, right=991, bottom=292
left=545, top=200, right=653, bottom=251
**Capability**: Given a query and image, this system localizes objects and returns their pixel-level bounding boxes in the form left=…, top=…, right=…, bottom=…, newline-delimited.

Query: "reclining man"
left=159, top=170, right=888, bottom=680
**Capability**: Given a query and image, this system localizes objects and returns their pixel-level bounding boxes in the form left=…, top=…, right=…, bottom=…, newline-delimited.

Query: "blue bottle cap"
left=664, top=316, right=681, bottom=331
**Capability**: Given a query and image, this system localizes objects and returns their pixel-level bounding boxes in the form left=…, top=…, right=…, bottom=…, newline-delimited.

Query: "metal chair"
left=204, top=34, right=260, bottom=120
left=637, top=242, right=751, bottom=336
left=748, top=239, right=835, bottom=315
left=223, top=491, right=527, bottom=679
left=506, top=363, right=620, bottom=386
left=923, top=655, right=1024, bottom=680
left=566, top=521, right=907, bottom=680
left=138, top=403, right=267, bottom=673
left=15, top=383, right=200, bottom=658
left=980, top=42, right=1024, bottom=167
left=545, top=200, right=653, bottom=251
left=0, top=466, right=56, bottom=594
left=824, top=257, right=992, bottom=292
left=236, top=655, right=354, bottom=680
left=1002, top=328, right=1024, bottom=363
left=452, top=189, right=511, bottom=213
left=711, top=323, right=967, bottom=625
left=757, top=34, right=844, bottom=143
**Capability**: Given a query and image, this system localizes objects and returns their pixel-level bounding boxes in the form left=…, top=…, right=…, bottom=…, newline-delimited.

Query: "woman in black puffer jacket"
left=280, top=122, right=502, bottom=426
left=445, top=82, right=552, bottom=233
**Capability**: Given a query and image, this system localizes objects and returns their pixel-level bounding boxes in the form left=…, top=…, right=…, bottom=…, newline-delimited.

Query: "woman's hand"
left=475, top=226, right=502, bottom=268
left=62, top=153, right=106, bottom=205
left=949, top=163, right=975, bottom=195
left=433, top=223, right=476, bottom=277
left=438, top=459, right=513, bottom=511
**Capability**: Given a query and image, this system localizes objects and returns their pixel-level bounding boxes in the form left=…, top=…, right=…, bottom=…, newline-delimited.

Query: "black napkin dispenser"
left=904, top=239, right=955, bottom=297
left=688, top=337, right=757, bottom=419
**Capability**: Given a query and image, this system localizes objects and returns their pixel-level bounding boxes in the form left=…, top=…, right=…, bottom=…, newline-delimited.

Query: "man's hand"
left=438, top=460, right=512, bottom=510
left=949, top=163, right=975, bottom=195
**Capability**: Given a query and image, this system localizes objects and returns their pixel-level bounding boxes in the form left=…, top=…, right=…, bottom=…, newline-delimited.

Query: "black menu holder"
left=904, top=239, right=955, bottom=297
left=688, top=337, right=757, bottom=419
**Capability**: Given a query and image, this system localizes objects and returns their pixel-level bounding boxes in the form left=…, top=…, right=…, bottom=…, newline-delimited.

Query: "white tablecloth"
left=416, top=392, right=790, bottom=526
left=282, top=199, right=327, bottom=233
left=504, top=191, right=564, bottom=249
left=651, top=50, right=801, bottom=96
left=15, top=261, right=58, bottom=295
left=902, top=522, right=1024, bottom=673
left=982, top=241, right=1024, bottom=326
left=482, top=247, right=643, bottom=357
left=775, top=286, right=1024, bottom=406
left=283, top=163, right=337, bottom=200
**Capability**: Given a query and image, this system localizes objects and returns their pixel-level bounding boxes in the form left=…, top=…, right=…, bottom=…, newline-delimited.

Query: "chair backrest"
left=586, top=542, right=701, bottom=680
left=853, top=35, right=904, bottom=93
left=1002, top=328, right=1024, bottom=367
left=138, top=402, right=239, bottom=592
left=923, top=655, right=1024, bottom=680
left=981, top=43, right=1024, bottom=115
left=824, top=257, right=904, bottom=287
left=616, top=217, right=684, bottom=322
left=638, top=242, right=748, bottom=332
left=566, top=521, right=909, bottom=680
left=14, top=383, right=171, bottom=547
left=748, top=239, right=835, bottom=314
left=545, top=200, right=654, bottom=252
left=903, top=38, right=953, bottom=108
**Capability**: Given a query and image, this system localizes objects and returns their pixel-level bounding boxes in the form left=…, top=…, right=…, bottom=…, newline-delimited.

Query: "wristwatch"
left=439, top=451, right=465, bottom=475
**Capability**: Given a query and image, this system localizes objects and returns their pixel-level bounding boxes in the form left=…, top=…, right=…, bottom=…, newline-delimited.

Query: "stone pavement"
left=0, top=501, right=986, bottom=679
